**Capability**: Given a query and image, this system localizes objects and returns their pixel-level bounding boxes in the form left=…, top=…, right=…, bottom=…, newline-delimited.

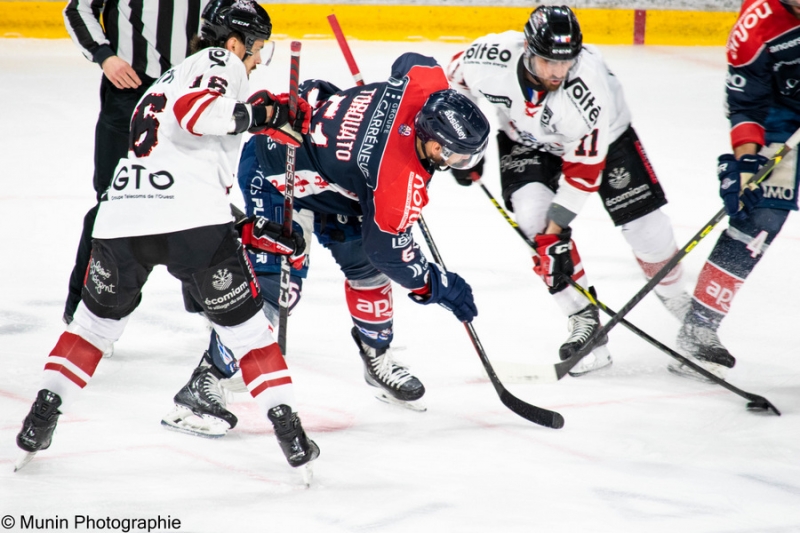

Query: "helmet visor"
left=440, top=139, right=488, bottom=170
left=523, top=46, right=575, bottom=80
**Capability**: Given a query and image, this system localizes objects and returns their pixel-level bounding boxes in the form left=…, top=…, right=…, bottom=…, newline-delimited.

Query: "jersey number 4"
left=575, top=129, right=599, bottom=157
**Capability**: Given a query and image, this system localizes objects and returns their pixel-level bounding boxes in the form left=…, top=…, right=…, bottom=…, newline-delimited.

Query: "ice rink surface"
left=1, top=39, right=799, bottom=532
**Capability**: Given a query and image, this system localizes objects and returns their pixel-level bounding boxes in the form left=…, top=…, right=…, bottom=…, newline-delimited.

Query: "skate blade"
left=301, top=463, right=314, bottom=487
left=14, top=451, right=37, bottom=472
left=160, top=406, right=229, bottom=439
left=373, top=391, right=427, bottom=412
left=493, top=361, right=559, bottom=384
left=569, top=347, right=613, bottom=377
left=667, top=361, right=726, bottom=383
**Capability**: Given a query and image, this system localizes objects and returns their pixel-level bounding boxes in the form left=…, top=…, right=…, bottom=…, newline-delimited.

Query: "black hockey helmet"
left=201, top=0, right=272, bottom=55
left=524, top=5, right=583, bottom=61
left=415, top=89, right=490, bottom=170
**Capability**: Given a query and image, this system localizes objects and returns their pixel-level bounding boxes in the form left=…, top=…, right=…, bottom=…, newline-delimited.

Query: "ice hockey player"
left=162, top=53, right=487, bottom=434
left=671, top=0, right=800, bottom=379
left=446, top=5, right=690, bottom=376
left=15, top=0, right=319, bottom=474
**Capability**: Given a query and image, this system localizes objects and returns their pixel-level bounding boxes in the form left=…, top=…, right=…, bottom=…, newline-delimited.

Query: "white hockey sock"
left=239, top=343, right=295, bottom=416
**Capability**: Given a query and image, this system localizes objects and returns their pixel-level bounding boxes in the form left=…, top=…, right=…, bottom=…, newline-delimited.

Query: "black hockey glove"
left=717, top=153, right=768, bottom=220
left=240, top=216, right=306, bottom=270
left=408, top=263, right=477, bottom=323
left=247, top=90, right=311, bottom=148
left=532, top=228, right=575, bottom=294
left=451, top=158, right=484, bottom=187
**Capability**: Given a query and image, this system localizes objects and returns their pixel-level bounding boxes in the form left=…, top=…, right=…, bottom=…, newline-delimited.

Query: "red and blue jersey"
left=726, top=0, right=800, bottom=148
left=247, top=53, right=449, bottom=290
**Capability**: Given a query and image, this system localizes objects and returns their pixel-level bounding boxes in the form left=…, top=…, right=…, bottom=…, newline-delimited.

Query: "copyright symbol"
left=1, top=515, right=14, bottom=529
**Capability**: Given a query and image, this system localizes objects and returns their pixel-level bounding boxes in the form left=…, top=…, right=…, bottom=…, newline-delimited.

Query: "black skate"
left=161, top=353, right=238, bottom=438
left=268, top=404, right=320, bottom=471
left=15, top=389, right=62, bottom=471
left=351, top=328, right=426, bottom=410
left=559, top=305, right=612, bottom=376
left=671, top=318, right=735, bottom=381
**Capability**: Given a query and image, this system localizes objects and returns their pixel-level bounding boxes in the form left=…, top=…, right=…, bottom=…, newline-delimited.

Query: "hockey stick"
left=416, top=215, right=565, bottom=428
left=477, top=179, right=781, bottom=414
left=555, top=127, right=800, bottom=377
left=277, top=41, right=302, bottom=355
left=326, top=15, right=564, bottom=428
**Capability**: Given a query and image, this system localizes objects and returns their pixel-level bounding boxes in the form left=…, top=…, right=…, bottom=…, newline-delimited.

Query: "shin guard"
left=344, top=279, right=394, bottom=349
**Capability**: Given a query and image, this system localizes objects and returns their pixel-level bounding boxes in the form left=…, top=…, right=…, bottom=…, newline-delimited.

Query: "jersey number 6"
left=130, top=93, right=168, bottom=158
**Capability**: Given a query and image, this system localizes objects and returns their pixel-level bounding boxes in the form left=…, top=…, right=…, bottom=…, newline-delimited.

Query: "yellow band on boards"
left=0, top=2, right=737, bottom=45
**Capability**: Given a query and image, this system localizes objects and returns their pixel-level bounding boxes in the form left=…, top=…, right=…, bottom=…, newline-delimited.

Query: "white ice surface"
left=1, top=39, right=799, bottom=532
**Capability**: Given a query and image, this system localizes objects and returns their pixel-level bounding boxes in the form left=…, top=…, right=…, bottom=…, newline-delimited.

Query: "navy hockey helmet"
left=414, top=89, right=490, bottom=170
left=524, top=5, right=583, bottom=62
left=201, top=0, right=272, bottom=55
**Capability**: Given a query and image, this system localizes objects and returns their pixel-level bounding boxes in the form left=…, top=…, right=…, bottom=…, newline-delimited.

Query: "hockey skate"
left=656, top=291, right=692, bottom=322
left=560, top=305, right=612, bottom=377
left=161, top=353, right=238, bottom=438
left=15, top=389, right=62, bottom=471
left=351, top=328, right=426, bottom=411
left=670, top=319, right=735, bottom=382
left=268, top=404, right=319, bottom=486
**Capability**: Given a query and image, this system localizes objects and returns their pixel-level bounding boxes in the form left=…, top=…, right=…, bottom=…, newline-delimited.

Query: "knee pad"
left=510, top=182, right=555, bottom=238
left=68, top=304, right=130, bottom=354
left=620, top=209, right=678, bottom=263
left=214, top=312, right=276, bottom=359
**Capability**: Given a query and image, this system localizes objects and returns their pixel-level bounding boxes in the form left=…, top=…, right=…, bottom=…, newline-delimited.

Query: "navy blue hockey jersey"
left=244, top=53, right=450, bottom=290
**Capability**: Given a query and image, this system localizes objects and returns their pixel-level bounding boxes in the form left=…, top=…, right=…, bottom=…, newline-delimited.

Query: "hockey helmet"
left=201, top=0, right=272, bottom=55
left=415, top=89, right=490, bottom=170
left=524, top=5, right=583, bottom=62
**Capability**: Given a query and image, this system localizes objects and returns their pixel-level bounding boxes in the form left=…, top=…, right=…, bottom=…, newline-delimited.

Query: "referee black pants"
left=64, top=73, right=155, bottom=322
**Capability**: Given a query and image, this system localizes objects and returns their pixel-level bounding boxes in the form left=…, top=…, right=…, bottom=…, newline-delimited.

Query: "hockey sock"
left=40, top=332, right=104, bottom=412
left=239, top=343, right=294, bottom=415
left=636, top=254, right=685, bottom=299
left=207, top=329, right=239, bottom=378
left=344, top=279, right=393, bottom=350
left=691, top=231, right=762, bottom=323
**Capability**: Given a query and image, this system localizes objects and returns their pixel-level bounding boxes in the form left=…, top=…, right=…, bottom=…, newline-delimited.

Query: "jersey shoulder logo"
left=479, top=91, right=512, bottom=108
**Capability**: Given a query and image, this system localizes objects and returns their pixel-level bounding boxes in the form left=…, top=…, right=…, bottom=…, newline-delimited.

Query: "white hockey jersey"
left=448, top=31, right=632, bottom=216
left=93, top=47, right=250, bottom=239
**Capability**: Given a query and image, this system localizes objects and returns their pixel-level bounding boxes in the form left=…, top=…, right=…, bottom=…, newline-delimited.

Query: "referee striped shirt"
left=64, top=0, right=209, bottom=80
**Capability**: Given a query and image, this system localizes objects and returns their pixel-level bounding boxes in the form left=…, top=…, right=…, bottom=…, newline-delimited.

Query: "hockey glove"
left=247, top=90, right=312, bottom=148
left=532, top=229, right=574, bottom=294
left=240, top=216, right=306, bottom=269
left=408, top=263, right=477, bottom=323
left=451, top=158, right=484, bottom=187
left=717, top=153, right=768, bottom=220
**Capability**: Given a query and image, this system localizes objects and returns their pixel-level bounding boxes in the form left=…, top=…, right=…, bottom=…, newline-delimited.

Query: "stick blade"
left=499, top=390, right=564, bottom=429
left=746, top=396, right=781, bottom=416
left=493, top=361, right=559, bottom=384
